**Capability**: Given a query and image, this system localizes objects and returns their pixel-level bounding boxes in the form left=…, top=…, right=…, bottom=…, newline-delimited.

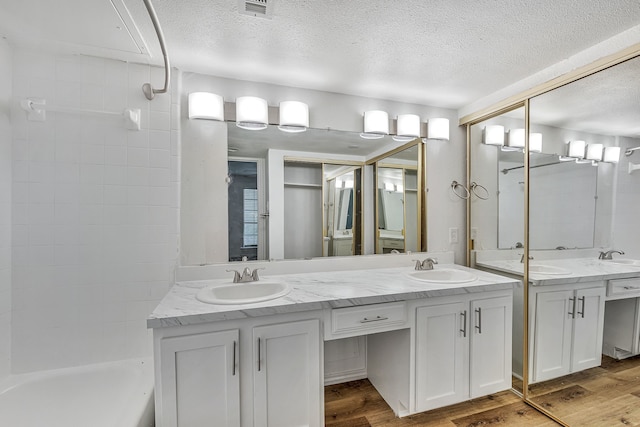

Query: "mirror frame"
left=463, top=44, right=640, bottom=427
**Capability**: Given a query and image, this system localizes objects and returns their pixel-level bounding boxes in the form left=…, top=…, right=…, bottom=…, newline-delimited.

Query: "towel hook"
left=451, top=181, right=470, bottom=200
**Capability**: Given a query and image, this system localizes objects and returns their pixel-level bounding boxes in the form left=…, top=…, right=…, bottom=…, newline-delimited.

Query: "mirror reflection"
left=375, top=143, right=421, bottom=253
left=323, top=165, right=362, bottom=257
left=524, top=56, right=640, bottom=426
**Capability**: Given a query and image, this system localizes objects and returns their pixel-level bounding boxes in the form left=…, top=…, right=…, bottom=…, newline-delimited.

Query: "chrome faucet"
left=520, top=254, right=533, bottom=263
left=599, top=250, right=625, bottom=260
left=414, top=258, right=438, bottom=270
left=227, top=267, right=263, bottom=283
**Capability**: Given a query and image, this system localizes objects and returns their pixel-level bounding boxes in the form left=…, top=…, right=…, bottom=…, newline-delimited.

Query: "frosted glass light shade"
left=603, top=146, right=621, bottom=163
left=483, top=125, right=505, bottom=146
left=188, top=92, right=224, bottom=120
left=236, top=96, right=268, bottom=130
left=361, top=110, right=389, bottom=139
left=344, top=179, right=354, bottom=189
left=568, top=140, right=586, bottom=158
left=507, top=128, right=525, bottom=148
left=393, top=114, right=421, bottom=142
left=427, top=118, right=450, bottom=141
left=586, top=143, right=603, bottom=161
left=278, top=101, right=309, bottom=133
left=529, top=133, right=543, bottom=153
left=395, top=184, right=404, bottom=192
left=384, top=182, right=394, bottom=191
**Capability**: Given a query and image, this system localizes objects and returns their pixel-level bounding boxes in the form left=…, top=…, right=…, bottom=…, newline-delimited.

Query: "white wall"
left=612, top=137, right=640, bottom=258
left=0, top=39, right=12, bottom=379
left=181, top=72, right=467, bottom=264
left=10, top=50, right=179, bottom=373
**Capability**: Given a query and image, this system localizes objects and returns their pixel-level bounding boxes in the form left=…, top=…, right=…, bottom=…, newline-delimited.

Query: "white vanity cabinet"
left=530, top=283, right=605, bottom=383
left=153, top=314, right=323, bottom=427
left=414, top=292, right=512, bottom=412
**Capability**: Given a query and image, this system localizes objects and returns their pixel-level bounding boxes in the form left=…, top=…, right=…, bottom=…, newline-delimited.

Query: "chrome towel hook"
left=451, top=181, right=470, bottom=200
left=470, top=182, right=489, bottom=200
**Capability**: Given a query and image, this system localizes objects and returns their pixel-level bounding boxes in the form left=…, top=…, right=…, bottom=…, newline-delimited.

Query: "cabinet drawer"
left=325, top=302, right=408, bottom=340
left=607, top=278, right=640, bottom=300
left=380, top=239, right=404, bottom=249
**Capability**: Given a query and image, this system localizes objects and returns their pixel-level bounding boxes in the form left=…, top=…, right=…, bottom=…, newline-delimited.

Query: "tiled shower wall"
left=0, top=40, right=12, bottom=379
left=10, top=50, right=179, bottom=373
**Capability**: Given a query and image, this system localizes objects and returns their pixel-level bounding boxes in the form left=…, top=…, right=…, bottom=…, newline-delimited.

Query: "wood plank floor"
left=324, top=380, right=556, bottom=427
left=529, top=355, right=640, bottom=427
left=325, top=355, right=640, bottom=426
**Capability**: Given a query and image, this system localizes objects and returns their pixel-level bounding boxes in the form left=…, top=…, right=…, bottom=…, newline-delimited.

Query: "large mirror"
left=226, top=124, right=424, bottom=261
left=373, top=141, right=423, bottom=254
left=524, top=56, right=640, bottom=425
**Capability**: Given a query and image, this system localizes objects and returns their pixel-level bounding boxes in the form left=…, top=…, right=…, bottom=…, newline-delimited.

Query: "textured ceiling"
left=1, top=0, right=640, bottom=112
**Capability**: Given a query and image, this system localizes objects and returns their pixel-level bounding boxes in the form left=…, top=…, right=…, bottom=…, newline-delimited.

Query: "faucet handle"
left=251, top=268, right=264, bottom=281
left=226, top=269, right=242, bottom=283
left=413, top=260, right=423, bottom=270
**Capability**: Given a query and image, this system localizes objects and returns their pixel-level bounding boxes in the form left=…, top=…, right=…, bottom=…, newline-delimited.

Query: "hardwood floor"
left=325, top=355, right=640, bottom=426
left=529, top=355, right=640, bottom=427
left=324, top=380, right=556, bottom=427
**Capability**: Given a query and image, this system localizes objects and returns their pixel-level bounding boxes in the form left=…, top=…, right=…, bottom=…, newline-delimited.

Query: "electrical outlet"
left=449, top=227, right=459, bottom=244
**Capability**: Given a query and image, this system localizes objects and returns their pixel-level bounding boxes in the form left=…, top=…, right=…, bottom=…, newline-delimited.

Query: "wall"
left=181, top=72, right=467, bottom=264
left=0, top=39, right=12, bottom=379
left=10, top=50, right=179, bottom=373
left=612, top=137, right=640, bottom=257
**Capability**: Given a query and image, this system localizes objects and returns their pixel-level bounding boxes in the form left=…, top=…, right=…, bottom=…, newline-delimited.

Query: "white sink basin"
left=603, top=259, right=640, bottom=266
left=196, top=282, right=290, bottom=305
left=529, top=264, right=571, bottom=275
left=408, top=268, right=477, bottom=284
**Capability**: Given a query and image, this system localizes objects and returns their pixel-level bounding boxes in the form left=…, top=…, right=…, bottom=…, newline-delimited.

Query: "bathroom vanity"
left=475, top=255, right=640, bottom=384
left=148, top=257, right=517, bottom=427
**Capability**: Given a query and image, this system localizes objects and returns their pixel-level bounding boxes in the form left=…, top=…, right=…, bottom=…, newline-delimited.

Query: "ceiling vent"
left=239, top=0, right=273, bottom=19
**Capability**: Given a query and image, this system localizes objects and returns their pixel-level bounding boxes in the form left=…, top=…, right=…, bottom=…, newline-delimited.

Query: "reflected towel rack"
left=141, top=0, right=170, bottom=100
left=20, top=98, right=141, bottom=130
left=451, top=180, right=470, bottom=200
left=625, top=146, right=640, bottom=156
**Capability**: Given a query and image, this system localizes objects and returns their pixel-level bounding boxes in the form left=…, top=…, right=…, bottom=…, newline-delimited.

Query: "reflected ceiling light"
left=236, top=96, right=268, bottom=130
left=384, top=182, right=394, bottom=191
left=426, top=118, right=450, bottom=141
left=361, top=110, right=389, bottom=139
left=483, top=125, right=505, bottom=146
left=529, top=133, right=543, bottom=153
left=586, top=143, right=604, bottom=161
left=603, top=146, right=621, bottom=163
left=393, top=114, right=421, bottom=142
left=344, top=180, right=354, bottom=189
left=278, top=101, right=309, bottom=133
left=395, top=184, right=404, bottom=192
left=507, top=128, right=525, bottom=149
left=567, top=140, right=586, bottom=158
left=188, top=92, right=224, bottom=121
left=336, top=179, right=344, bottom=188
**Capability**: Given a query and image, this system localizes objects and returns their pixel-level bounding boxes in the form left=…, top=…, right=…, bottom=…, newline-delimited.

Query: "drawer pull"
left=623, top=286, right=640, bottom=290
left=360, top=315, right=389, bottom=323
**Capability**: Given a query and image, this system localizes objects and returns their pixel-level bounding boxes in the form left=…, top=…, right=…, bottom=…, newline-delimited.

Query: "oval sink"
left=603, top=259, right=640, bottom=266
left=196, top=282, right=290, bottom=305
left=529, top=264, right=571, bottom=275
left=408, top=269, right=477, bottom=284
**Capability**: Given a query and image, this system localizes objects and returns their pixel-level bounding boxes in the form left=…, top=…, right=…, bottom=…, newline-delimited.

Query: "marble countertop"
left=476, top=258, right=640, bottom=286
left=148, top=264, right=518, bottom=329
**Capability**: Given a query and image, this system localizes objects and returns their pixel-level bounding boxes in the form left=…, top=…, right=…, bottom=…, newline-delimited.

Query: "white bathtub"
left=0, top=358, right=154, bottom=427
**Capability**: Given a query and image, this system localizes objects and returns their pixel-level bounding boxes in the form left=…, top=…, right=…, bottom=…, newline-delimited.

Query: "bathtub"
left=0, top=358, right=154, bottom=427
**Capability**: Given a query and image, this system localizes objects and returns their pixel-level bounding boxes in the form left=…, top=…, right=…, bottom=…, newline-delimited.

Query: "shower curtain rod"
left=141, top=0, right=170, bottom=101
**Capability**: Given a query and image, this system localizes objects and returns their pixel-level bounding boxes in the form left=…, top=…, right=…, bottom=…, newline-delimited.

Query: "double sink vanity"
left=147, top=253, right=516, bottom=427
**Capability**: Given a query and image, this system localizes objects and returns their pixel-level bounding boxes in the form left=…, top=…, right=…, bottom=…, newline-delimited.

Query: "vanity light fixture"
left=188, top=92, right=224, bottom=120
left=567, top=140, right=586, bottom=158
left=586, top=143, right=604, bottom=161
left=395, top=184, right=404, bottom=192
left=393, top=114, right=421, bottom=142
left=236, top=96, right=268, bottom=130
left=361, top=110, right=389, bottom=139
left=503, top=128, right=525, bottom=151
left=278, top=101, right=309, bottom=133
left=344, top=179, right=354, bottom=189
left=529, top=133, right=543, bottom=153
left=483, top=125, right=505, bottom=146
left=384, top=182, right=394, bottom=191
left=603, top=146, right=621, bottom=163
left=426, top=118, right=450, bottom=141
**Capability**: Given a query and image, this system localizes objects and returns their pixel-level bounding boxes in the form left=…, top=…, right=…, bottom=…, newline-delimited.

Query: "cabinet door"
left=253, top=319, right=322, bottom=427
left=415, top=302, right=468, bottom=412
left=470, top=296, right=512, bottom=398
left=532, top=290, right=573, bottom=382
left=159, top=330, right=240, bottom=427
left=572, top=287, right=605, bottom=372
